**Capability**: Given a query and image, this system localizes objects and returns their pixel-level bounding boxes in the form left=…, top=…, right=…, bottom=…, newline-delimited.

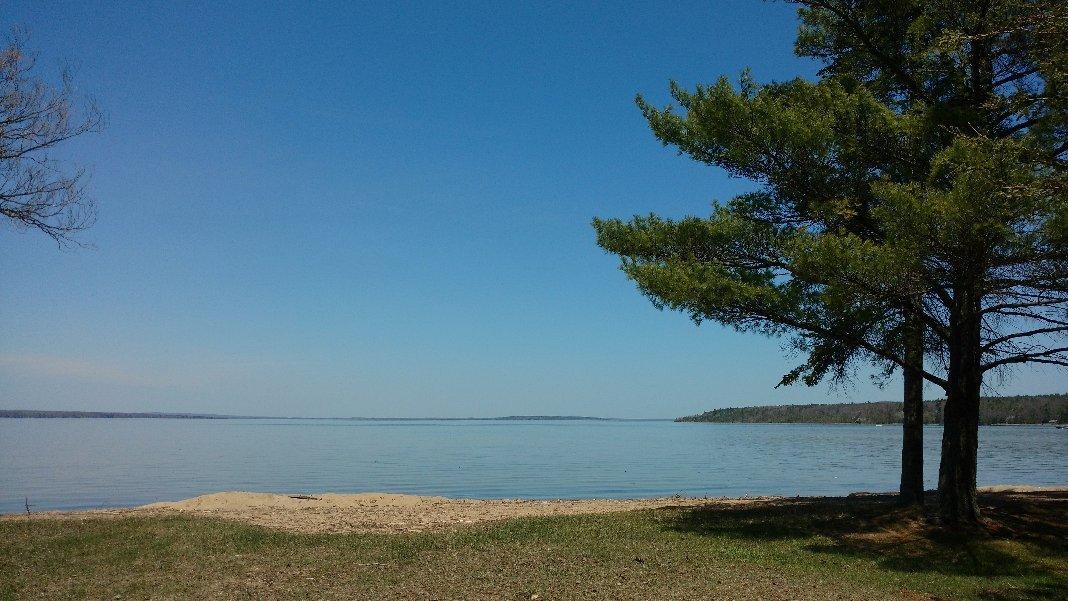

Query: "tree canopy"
left=594, top=0, right=1067, bottom=525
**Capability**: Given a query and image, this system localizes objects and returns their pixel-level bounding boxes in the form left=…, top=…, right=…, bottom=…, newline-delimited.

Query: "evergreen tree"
left=793, top=0, right=1066, bottom=523
left=594, top=0, right=1067, bottom=525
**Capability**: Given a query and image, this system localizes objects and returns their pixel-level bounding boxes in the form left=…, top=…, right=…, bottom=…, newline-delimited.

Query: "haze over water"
left=2, top=418, right=1063, bottom=513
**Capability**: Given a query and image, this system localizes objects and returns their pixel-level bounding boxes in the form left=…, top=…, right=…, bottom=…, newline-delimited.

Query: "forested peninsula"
left=677, top=394, right=1068, bottom=425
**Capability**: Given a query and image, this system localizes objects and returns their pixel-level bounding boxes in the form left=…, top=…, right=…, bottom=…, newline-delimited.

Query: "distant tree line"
left=0, top=410, right=228, bottom=419
left=0, top=410, right=622, bottom=421
left=677, top=394, right=1068, bottom=425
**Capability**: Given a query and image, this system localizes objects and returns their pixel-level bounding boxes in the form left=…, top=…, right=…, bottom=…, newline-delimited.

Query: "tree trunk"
left=938, top=295, right=983, bottom=526
left=899, top=312, right=924, bottom=506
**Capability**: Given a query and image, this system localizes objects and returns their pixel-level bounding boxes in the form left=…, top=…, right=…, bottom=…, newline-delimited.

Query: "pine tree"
left=594, top=0, right=1067, bottom=526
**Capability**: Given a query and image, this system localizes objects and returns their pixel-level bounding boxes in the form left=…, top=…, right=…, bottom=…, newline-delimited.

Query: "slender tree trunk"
left=900, top=312, right=924, bottom=506
left=938, top=294, right=983, bottom=526
left=938, top=10, right=993, bottom=527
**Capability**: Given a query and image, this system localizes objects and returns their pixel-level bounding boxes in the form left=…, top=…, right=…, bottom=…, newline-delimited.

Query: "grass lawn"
left=1, top=491, right=1064, bottom=600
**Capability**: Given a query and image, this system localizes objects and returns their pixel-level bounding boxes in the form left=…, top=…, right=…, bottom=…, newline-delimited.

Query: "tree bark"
left=899, top=312, right=924, bottom=506
left=938, top=293, right=983, bottom=525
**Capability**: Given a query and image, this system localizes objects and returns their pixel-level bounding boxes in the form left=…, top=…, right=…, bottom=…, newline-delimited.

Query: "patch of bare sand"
left=6, top=486, right=1063, bottom=535
left=2, top=492, right=772, bottom=534
left=132, top=491, right=763, bottom=533
left=976, top=484, right=1068, bottom=494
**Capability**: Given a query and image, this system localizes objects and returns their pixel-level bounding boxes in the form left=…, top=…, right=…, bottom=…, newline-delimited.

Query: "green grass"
left=1, top=491, right=1065, bottom=600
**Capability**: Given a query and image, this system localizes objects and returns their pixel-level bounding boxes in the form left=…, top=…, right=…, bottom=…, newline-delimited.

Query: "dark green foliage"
left=595, top=0, right=1068, bottom=523
left=677, top=393, right=1068, bottom=425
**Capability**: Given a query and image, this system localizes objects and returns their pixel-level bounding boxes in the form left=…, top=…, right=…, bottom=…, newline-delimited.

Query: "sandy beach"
left=6, top=485, right=1064, bottom=535
left=4, top=486, right=1065, bottom=600
left=3, top=491, right=739, bottom=534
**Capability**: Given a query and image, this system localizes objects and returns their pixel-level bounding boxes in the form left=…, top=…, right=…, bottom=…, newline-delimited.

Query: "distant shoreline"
left=677, top=393, right=1068, bottom=426
left=0, top=409, right=665, bottom=422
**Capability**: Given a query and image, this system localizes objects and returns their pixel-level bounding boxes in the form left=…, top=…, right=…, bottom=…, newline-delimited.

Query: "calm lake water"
left=1, top=418, right=1064, bottom=513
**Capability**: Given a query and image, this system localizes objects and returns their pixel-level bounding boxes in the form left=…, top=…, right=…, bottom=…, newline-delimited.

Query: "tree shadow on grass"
left=975, top=583, right=1068, bottom=601
left=659, top=490, right=1067, bottom=595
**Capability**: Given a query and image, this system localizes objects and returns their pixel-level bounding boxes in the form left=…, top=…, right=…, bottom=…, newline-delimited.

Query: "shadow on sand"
left=660, top=490, right=1067, bottom=600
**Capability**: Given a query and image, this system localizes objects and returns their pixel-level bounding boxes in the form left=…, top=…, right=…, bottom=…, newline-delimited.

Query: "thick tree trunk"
left=938, top=296, right=983, bottom=526
left=899, top=313, right=924, bottom=506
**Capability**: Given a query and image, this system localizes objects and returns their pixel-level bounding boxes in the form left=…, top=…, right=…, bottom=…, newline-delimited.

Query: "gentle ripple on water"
left=0, top=418, right=1064, bottom=512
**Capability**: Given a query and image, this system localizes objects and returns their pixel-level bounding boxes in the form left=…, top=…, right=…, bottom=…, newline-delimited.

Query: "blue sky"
left=2, top=1, right=1064, bottom=418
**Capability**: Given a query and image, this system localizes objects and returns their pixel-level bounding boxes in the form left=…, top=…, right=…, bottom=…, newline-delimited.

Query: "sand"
left=135, top=491, right=744, bottom=533
left=6, top=485, right=1064, bottom=534
left=4, top=491, right=762, bottom=534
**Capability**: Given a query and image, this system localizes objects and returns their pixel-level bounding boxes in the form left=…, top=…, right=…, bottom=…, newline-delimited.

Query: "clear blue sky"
left=2, top=1, right=1064, bottom=418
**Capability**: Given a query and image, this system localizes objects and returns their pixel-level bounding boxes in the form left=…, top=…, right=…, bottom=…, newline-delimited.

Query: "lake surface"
left=1, top=418, right=1064, bottom=513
